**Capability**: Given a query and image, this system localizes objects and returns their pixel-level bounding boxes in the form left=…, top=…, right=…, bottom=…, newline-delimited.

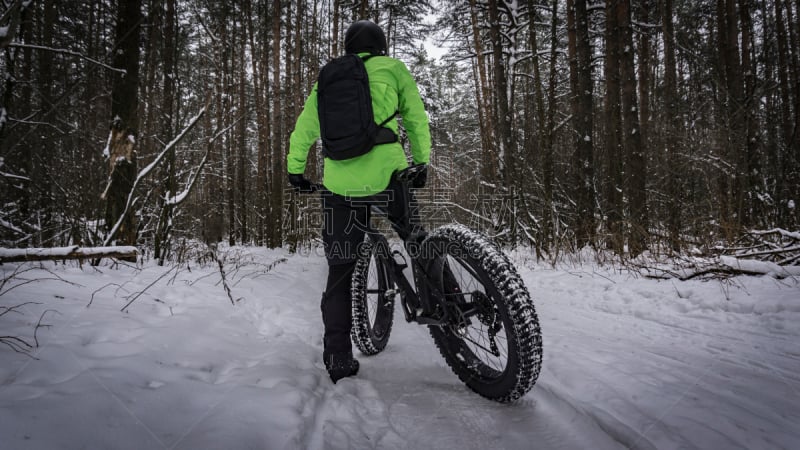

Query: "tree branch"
left=103, top=107, right=206, bottom=247
left=120, top=266, right=177, bottom=312
left=7, top=43, right=126, bottom=73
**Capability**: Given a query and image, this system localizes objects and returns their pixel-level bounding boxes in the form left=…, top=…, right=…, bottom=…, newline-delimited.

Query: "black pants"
left=319, top=177, right=423, bottom=356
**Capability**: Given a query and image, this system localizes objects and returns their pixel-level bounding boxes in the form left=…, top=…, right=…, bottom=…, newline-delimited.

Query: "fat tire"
left=351, top=237, right=395, bottom=355
left=423, top=224, right=542, bottom=402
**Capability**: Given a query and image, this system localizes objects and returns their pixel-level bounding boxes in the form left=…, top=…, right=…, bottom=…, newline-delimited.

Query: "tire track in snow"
left=532, top=383, right=654, bottom=450
left=304, top=377, right=404, bottom=450
left=530, top=267, right=800, bottom=449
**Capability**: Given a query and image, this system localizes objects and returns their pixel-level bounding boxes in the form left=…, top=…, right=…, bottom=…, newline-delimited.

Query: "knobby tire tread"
left=351, top=237, right=394, bottom=355
left=425, top=224, right=543, bottom=403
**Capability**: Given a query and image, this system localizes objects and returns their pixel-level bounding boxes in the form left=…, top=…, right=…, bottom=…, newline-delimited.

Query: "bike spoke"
left=459, top=330, right=503, bottom=358
left=439, top=254, right=513, bottom=374
left=422, top=225, right=542, bottom=402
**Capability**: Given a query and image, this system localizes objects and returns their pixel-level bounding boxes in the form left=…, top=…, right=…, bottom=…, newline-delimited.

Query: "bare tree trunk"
left=604, top=0, right=624, bottom=254
left=662, top=0, right=682, bottom=252
left=543, top=0, right=559, bottom=249
left=785, top=0, right=800, bottom=228
left=786, top=0, right=800, bottom=146
left=245, top=0, right=270, bottom=246
left=636, top=0, right=652, bottom=246
left=567, top=0, right=595, bottom=248
left=488, top=0, right=512, bottom=186
left=204, top=10, right=226, bottom=245
left=32, top=0, right=57, bottom=245
left=469, top=0, right=498, bottom=183
left=154, top=0, right=176, bottom=264
left=306, top=0, right=320, bottom=185
left=104, top=0, right=141, bottom=254
left=725, top=0, right=745, bottom=229
left=237, top=15, right=249, bottom=244
left=203, top=87, right=223, bottom=245
left=525, top=0, right=547, bottom=251
left=775, top=0, right=794, bottom=228
left=618, top=0, right=646, bottom=257
left=637, top=0, right=652, bottom=157
left=715, top=0, right=745, bottom=238
left=221, top=10, right=236, bottom=247
left=270, top=0, right=283, bottom=248
left=333, top=0, right=341, bottom=56
left=739, top=0, right=759, bottom=227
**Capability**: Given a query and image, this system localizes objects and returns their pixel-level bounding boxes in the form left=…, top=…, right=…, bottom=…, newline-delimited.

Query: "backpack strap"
left=378, top=110, right=398, bottom=127
left=359, top=53, right=399, bottom=145
left=375, top=110, right=399, bottom=145
left=358, top=53, right=396, bottom=126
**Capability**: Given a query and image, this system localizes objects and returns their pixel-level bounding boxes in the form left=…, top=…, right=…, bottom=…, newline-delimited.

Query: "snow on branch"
left=638, top=228, right=800, bottom=280
left=7, top=43, right=126, bottom=73
left=165, top=111, right=244, bottom=207
left=136, top=108, right=206, bottom=184
left=164, top=149, right=207, bottom=206
left=103, top=107, right=206, bottom=246
left=0, top=0, right=27, bottom=49
left=723, top=228, right=800, bottom=266
left=0, top=169, right=30, bottom=182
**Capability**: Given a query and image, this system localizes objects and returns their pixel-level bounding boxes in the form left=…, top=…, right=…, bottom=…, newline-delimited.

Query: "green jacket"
left=287, top=54, right=431, bottom=197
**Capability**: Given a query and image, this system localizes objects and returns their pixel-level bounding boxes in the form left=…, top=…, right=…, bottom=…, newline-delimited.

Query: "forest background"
left=1, top=0, right=798, bottom=266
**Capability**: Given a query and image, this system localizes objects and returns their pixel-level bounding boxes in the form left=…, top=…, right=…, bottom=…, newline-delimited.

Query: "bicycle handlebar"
left=395, top=163, right=427, bottom=182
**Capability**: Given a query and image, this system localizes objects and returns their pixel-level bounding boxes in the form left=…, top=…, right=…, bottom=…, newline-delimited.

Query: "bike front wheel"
left=350, top=235, right=395, bottom=356
left=422, top=224, right=543, bottom=403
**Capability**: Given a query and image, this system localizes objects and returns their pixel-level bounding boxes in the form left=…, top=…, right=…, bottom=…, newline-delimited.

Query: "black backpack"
left=317, top=54, right=397, bottom=160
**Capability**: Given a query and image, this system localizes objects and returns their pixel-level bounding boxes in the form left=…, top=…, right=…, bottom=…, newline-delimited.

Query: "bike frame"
left=362, top=226, right=429, bottom=323
left=362, top=165, right=467, bottom=326
left=310, top=164, right=471, bottom=327
left=363, top=215, right=483, bottom=331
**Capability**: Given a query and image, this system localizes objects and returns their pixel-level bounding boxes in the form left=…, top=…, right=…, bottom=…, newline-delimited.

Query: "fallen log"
left=0, top=246, right=138, bottom=263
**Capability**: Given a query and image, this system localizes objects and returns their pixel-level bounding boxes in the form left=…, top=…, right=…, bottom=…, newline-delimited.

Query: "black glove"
left=411, top=164, right=428, bottom=189
left=288, top=173, right=315, bottom=193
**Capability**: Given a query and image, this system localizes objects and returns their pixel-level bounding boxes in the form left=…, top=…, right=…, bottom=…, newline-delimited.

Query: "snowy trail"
left=1, top=249, right=799, bottom=449
left=528, top=269, right=800, bottom=450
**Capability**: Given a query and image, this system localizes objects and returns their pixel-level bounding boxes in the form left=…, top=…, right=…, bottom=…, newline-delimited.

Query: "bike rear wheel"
left=351, top=236, right=395, bottom=355
left=422, top=224, right=542, bottom=402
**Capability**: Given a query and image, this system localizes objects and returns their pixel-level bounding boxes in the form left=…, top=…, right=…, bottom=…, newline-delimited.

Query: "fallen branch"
left=0, top=301, right=41, bottom=317
left=0, top=246, right=138, bottom=263
left=207, top=246, right=237, bottom=305
left=0, top=301, right=42, bottom=358
left=722, top=228, right=800, bottom=265
left=88, top=283, right=125, bottom=308
left=639, top=228, right=800, bottom=280
left=231, top=257, right=288, bottom=288
left=33, top=309, right=59, bottom=347
left=0, top=335, right=34, bottom=355
left=638, top=255, right=800, bottom=280
left=7, top=43, right=125, bottom=73
left=120, top=266, right=177, bottom=312
left=217, top=257, right=236, bottom=305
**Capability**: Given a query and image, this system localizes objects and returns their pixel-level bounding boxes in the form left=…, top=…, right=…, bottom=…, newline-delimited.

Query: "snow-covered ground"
left=1, top=247, right=798, bottom=449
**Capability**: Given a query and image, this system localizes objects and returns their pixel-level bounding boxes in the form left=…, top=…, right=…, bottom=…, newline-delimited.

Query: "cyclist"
left=286, top=20, right=432, bottom=383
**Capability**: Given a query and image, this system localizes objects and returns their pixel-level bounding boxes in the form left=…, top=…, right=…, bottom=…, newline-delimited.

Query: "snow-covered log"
left=0, top=246, right=138, bottom=263
left=722, top=228, right=800, bottom=265
left=641, top=228, right=800, bottom=280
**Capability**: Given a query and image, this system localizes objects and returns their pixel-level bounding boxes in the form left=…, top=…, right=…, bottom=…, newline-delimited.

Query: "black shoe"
left=325, top=352, right=360, bottom=383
